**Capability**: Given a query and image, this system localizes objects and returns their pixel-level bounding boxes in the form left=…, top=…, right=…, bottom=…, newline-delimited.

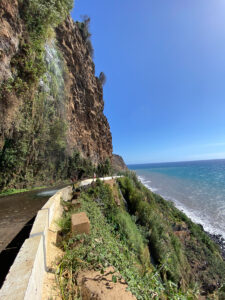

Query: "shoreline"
left=207, top=233, right=225, bottom=260
left=137, top=175, right=225, bottom=260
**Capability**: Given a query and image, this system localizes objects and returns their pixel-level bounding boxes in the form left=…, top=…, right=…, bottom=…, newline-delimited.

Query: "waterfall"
left=39, top=40, right=65, bottom=118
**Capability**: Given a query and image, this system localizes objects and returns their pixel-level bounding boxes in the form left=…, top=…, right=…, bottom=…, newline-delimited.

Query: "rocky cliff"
left=112, top=154, right=128, bottom=172
left=0, top=0, right=23, bottom=149
left=0, top=0, right=113, bottom=189
left=56, top=17, right=112, bottom=164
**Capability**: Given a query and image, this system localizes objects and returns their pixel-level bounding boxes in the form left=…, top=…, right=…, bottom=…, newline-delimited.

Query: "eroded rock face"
left=56, top=17, right=113, bottom=164
left=0, top=6, right=113, bottom=188
left=0, top=0, right=23, bottom=149
left=0, top=0, right=22, bottom=83
left=112, top=154, right=128, bottom=172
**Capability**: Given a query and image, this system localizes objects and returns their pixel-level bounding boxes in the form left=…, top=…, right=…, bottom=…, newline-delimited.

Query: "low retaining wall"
left=0, top=186, right=73, bottom=300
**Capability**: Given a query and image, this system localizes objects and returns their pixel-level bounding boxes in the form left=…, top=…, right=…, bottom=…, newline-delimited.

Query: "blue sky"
left=71, top=0, right=225, bottom=164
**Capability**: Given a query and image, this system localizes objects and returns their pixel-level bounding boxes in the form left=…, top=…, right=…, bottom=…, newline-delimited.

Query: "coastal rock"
left=112, top=154, right=128, bottom=172
left=207, top=233, right=225, bottom=260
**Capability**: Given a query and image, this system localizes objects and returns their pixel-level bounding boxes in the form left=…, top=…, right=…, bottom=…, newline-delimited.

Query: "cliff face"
left=0, top=1, right=113, bottom=189
left=112, top=154, right=127, bottom=172
left=0, top=0, right=23, bottom=149
left=0, top=0, right=22, bottom=83
left=56, top=17, right=112, bottom=164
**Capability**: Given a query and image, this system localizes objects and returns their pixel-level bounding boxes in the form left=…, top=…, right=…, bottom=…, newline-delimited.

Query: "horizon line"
left=127, top=157, right=225, bottom=166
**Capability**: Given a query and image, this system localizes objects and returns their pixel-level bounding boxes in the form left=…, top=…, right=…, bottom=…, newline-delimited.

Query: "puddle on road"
left=37, top=189, right=60, bottom=197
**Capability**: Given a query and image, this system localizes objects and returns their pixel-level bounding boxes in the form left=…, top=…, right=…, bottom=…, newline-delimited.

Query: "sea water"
left=129, top=159, right=225, bottom=239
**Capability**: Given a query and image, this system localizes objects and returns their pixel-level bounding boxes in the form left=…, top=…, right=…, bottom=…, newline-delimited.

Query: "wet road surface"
left=0, top=187, right=62, bottom=252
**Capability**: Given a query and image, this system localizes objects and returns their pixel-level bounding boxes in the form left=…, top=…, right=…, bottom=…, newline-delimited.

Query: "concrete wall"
left=0, top=186, right=73, bottom=300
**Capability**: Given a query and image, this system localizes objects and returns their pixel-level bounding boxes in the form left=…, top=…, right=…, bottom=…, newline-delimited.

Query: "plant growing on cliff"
left=0, top=0, right=75, bottom=189
left=67, top=151, right=95, bottom=181
left=99, top=72, right=106, bottom=86
left=20, top=0, right=73, bottom=37
left=96, top=158, right=112, bottom=177
left=76, top=16, right=94, bottom=58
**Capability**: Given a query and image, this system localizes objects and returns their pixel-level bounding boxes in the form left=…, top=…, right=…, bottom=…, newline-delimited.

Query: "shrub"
left=76, top=16, right=94, bottom=58
left=99, top=72, right=106, bottom=86
left=113, top=210, right=149, bottom=264
left=117, top=176, right=190, bottom=285
left=86, top=39, right=94, bottom=58
left=96, top=158, right=112, bottom=177
left=57, top=182, right=192, bottom=299
left=21, top=0, right=73, bottom=37
left=67, top=151, right=95, bottom=181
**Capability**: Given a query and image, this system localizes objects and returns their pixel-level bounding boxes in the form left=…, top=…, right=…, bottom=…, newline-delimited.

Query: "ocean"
left=129, top=159, right=225, bottom=239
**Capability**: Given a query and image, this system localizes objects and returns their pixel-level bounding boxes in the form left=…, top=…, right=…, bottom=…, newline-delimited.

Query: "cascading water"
left=40, top=40, right=66, bottom=118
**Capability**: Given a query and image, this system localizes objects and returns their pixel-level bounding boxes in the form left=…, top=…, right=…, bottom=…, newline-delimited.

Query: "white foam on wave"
left=138, top=176, right=158, bottom=192
left=161, top=193, right=225, bottom=239
left=137, top=175, right=225, bottom=239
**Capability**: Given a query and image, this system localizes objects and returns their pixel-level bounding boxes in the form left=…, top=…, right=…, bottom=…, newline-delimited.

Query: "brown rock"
left=0, top=0, right=23, bottom=148
left=112, top=154, right=128, bottom=172
left=71, top=212, right=90, bottom=235
left=56, top=18, right=112, bottom=164
left=0, top=8, right=113, bottom=188
left=77, top=267, right=136, bottom=300
left=0, top=13, right=113, bottom=168
left=73, top=192, right=80, bottom=200
left=0, top=0, right=22, bottom=84
left=72, top=199, right=81, bottom=209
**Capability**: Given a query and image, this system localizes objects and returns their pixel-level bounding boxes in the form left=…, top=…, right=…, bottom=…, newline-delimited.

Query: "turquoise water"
left=129, top=159, right=225, bottom=238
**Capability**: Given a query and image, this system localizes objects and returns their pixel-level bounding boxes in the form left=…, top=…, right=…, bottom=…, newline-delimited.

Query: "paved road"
left=0, top=176, right=122, bottom=252
left=0, top=186, right=63, bottom=252
left=79, top=176, right=122, bottom=187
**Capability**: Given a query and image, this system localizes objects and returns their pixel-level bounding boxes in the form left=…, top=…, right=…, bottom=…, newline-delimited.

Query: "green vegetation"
left=21, top=0, right=73, bottom=37
left=76, top=16, right=94, bottom=57
left=0, top=141, right=112, bottom=190
left=57, top=179, right=197, bottom=299
left=0, top=0, right=73, bottom=190
left=0, top=1, right=111, bottom=191
left=117, top=172, right=225, bottom=297
left=0, top=0, right=111, bottom=191
left=118, top=174, right=191, bottom=286
left=96, top=158, right=112, bottom=177
left=56, top=174, right=225, bottom=299
left=3, top=0, right=74, bottom=95
left=0, top=185, right=47, bottom=197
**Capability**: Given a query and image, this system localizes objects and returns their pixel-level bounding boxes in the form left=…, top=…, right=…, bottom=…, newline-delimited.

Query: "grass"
left=117, top=173, right=225, bottom=297
left=0, top=185, right=47, bottom=197
left=57, top=179, right=198, bottom=299
left=117, top=176, right=190, bottom=285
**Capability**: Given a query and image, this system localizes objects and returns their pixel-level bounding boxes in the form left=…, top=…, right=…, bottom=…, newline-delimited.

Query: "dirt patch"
left=77, top=267, right=136, bottom=300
